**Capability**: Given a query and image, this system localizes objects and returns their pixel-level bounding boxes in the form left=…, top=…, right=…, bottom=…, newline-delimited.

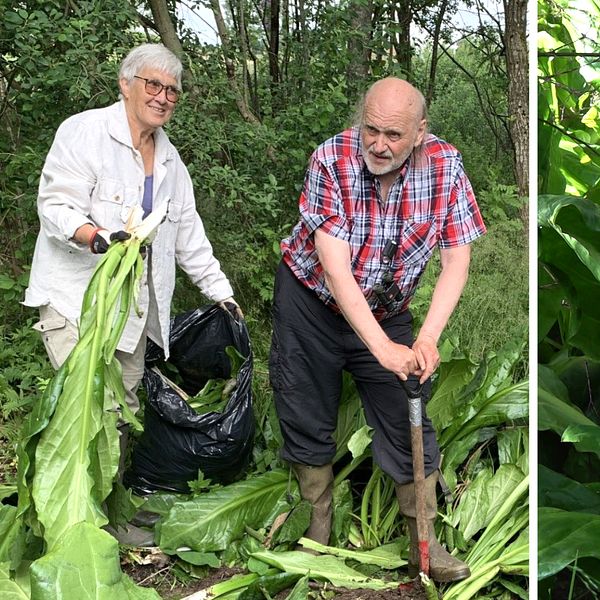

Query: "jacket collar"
left=108, top=100, right=174, bottom=164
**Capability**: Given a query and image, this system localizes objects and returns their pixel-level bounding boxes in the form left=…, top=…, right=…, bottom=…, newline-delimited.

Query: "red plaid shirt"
left=282, top=127, right=486, bottom=320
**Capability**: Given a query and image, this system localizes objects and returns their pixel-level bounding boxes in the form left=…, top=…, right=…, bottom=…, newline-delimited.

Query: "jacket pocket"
left=94, top=178, right=140, bottom=224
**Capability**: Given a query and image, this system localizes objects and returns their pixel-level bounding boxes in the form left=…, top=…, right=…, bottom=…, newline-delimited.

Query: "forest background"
left=0, top=0, right=529, bottom=598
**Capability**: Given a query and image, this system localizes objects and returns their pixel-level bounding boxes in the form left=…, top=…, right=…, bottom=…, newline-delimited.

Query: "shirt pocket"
left=93, top=178, right=140, bottom=225
left=399, top=219, right=437, bottom=266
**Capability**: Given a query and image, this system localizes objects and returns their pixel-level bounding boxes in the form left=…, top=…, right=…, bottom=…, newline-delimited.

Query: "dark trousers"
left=269, top=261, right=440, bottom=484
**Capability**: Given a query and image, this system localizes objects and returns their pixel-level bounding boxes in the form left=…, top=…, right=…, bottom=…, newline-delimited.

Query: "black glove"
left=90, top=228, right=131, bottom=254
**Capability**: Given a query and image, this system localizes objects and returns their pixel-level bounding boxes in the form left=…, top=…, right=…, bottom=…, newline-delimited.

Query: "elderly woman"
left=24, top=44, right=239, bottom=544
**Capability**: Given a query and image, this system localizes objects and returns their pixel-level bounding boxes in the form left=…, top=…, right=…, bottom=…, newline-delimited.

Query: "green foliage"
left=152, top=335, right=527, bottom=597
left=156, top=470, right=297, bottom=554
left=421, top=44, right=514, bottom=192
left=538, top=0, right=600, bottom=596
left=29, top=522, right=160, bottom=599
left=0, top=1, right=523, bottom=597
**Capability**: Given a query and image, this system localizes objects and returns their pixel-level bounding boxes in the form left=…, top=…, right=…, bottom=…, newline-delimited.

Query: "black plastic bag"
left=125, top=305, right=254, bottom=495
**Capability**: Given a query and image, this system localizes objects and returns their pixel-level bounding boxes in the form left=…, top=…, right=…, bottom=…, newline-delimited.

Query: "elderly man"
left=269, top=77, right=486, bottom=582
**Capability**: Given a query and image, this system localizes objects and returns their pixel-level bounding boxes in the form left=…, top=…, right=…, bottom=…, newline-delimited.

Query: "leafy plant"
left=152, top=337, right=528, bottom=598
left=9, top=208, right=167, bottom=599
left=538, top=0, right=600, bottom=596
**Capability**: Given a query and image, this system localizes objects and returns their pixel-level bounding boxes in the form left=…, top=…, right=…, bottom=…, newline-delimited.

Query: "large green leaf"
left=250, top=550, right=397, bottom=590
left=538, top=507, right=600, bottom=579
left=32, top=351, right=114, bottom=548
left=297, top=539, right=406, bottom=568
left=436, top=340, right=526, bottom=448
left=0, top=562, right=30, bottom=600
left=29, top=522, right=160, bottom=599
left=440, top=380, right=528, bottom=484
left=538, top=386, right=596, bottom=434
left=538, top=195, right=600, bottom=282
left=0, top=506, right=21, bottom=564
left=157, top=469, right=297, bottom=553
left=451, top=464, right=526, bottom=541
left=539, top=465, right=600, bottom=512
left=538, top=195, right=600, bottom=357
left=427, top=354, right=478, bottom=428
left=562, top=424, right=600, bottom=457
left=497, top=427, right=528, bottom=468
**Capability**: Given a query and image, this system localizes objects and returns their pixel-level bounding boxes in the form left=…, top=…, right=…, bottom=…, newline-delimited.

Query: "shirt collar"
left=108, top=100, right=174, bottom=163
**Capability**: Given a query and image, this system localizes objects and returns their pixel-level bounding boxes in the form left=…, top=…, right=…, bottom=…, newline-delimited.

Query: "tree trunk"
left=346, top=0, right=372, bottom=97
left=268, top=0, right=281, bottom=108
left=147, top=0, right=184, bottom=58
left=503, top=0, right=529, bottom=201
left=394, top=0, right=412, bottom=79
left=208, top=0, right=261, bottom=125
left=425, top=0, right=449, bottom=107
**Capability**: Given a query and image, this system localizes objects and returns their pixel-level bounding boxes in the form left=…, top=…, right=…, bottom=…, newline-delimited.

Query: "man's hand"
left=377, top=339, right=419, bottom=381
left=412, top=332, right=440, bottom=384
left=89, top=228, right=131, bottom=254
left=218, top=297, right=244, bottom=321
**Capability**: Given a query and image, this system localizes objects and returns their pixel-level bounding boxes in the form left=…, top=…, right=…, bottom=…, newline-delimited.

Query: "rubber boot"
left=395, top=470, right=470, bottom=583
left=104, top=425, right=156, bottom=547
left=293, top=463, right=334, bottom=551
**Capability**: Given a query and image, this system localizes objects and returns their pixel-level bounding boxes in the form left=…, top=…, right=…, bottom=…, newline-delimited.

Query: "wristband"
left=88, top=226, right=105, bottom=253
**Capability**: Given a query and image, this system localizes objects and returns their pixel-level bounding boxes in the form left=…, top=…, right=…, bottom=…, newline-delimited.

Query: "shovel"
left=401, top=379, right=430, bottom=577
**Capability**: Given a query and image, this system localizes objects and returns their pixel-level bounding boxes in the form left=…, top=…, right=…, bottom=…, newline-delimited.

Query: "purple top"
left=142, top=175, right=153, bottom=217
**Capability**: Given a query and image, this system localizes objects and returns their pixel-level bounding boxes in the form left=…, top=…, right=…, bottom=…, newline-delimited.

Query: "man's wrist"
left=417, top=330, right=439, bottom=343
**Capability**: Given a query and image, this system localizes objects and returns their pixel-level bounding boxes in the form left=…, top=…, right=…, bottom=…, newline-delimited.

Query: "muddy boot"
left=293, top=463, right=334, bottom=551
left=395, top=470, right=470, bottom=583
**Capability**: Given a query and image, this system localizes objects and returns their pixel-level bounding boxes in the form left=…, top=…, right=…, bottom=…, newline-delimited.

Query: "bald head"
left=364, top=78, right=427, bottom=123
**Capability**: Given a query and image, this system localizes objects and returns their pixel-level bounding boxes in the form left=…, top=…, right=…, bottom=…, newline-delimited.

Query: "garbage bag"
left=125, top=305, right=254, bottom=495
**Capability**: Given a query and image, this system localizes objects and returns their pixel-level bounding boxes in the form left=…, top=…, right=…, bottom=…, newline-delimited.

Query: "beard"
left=362, top=143, right=411, bottom=176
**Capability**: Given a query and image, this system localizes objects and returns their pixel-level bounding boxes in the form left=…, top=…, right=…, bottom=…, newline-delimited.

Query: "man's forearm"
left=314, top=229, right=395, bottom=360
left=418, top=245, right=471, bottom=341
left=322, top=266, right=390, bottom=355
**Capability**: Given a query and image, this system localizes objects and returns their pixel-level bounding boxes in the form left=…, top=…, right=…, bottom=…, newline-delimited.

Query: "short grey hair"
left=119, top=43, right=183, bottom=89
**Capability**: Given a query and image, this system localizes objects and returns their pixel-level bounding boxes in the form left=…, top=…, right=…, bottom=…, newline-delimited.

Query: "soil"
left=123, top=557, right=431, bottom=600
left=122, top=553, right=245, bottom=599
left=326, top=586, right=429, bottom=600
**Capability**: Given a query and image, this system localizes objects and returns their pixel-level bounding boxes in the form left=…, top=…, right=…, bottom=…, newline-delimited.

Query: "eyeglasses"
left=133, top=75, right=181, bottom=103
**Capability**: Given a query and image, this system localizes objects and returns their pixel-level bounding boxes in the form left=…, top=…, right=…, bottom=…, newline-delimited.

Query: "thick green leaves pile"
left=154, top=335, right=528, bottom=599
left=9, top=207, right=167, bottom=598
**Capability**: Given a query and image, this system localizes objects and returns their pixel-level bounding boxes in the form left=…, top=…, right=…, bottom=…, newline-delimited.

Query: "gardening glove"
left=89, top=228, right=131, bottom=254
left=218, top=297, right=244, bottom=321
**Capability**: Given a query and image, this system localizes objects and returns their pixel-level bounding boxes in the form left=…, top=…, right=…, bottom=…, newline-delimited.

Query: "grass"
left=412, top=217, right=528, bottom=363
